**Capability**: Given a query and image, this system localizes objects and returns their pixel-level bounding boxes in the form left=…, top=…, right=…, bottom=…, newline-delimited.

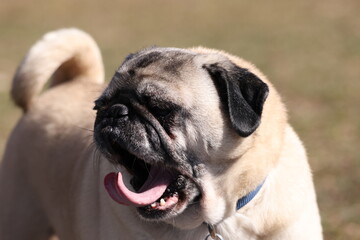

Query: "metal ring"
left=205, top=233, right=225, bottom=240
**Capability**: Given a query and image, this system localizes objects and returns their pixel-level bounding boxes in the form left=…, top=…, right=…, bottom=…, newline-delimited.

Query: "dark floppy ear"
left=203, top=62, right=269, bottom=137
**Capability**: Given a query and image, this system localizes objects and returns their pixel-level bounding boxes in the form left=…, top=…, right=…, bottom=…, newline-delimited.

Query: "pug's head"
left=93, top=47, right=269, bottom=228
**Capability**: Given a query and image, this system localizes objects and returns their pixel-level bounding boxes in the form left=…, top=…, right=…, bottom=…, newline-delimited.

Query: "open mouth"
left=103, top=149, right=200, bottom=219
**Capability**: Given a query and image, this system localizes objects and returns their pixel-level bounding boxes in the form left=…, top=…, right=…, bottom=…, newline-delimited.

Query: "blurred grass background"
left=0, top=0, right=359, bottom=239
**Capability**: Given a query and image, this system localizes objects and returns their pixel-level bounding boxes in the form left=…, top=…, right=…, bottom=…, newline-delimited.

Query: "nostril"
left=110, top=104, right=129, bottom=117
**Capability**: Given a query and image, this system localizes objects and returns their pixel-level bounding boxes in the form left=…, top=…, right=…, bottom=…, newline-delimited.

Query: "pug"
left=0, top=28, right=322, bottom=240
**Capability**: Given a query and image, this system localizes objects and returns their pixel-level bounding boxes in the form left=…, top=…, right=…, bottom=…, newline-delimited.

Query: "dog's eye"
left=150, top=106, right=172, bottom=117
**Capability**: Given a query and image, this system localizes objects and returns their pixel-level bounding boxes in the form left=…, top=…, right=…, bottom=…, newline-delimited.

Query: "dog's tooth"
left=160, top=198, right=166, bottom=206
left=151, top=203, right=157, bottom=208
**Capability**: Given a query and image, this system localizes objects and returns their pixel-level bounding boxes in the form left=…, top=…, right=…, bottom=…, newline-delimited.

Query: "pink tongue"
left=104, top=166, right=174, bottom=207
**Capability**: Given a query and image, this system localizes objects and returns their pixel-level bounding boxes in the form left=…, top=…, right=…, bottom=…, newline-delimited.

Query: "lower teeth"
left=149, top=191, right=179, bottom=209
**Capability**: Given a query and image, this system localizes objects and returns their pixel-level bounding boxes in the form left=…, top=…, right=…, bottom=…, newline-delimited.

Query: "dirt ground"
left=1, top=0, right=359, bottom=239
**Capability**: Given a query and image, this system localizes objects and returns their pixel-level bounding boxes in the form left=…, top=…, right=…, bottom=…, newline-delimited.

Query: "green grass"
left=1, top=0, right=359, bottom=238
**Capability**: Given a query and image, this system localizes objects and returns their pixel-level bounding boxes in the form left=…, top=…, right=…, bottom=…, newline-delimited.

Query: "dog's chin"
left=163, top=202, right=205, bottom=230
left=102, top=148, right=202, bottom=222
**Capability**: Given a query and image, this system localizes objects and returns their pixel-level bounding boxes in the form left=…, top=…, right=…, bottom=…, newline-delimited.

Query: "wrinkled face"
left=93, top=47, right=269, bottom=227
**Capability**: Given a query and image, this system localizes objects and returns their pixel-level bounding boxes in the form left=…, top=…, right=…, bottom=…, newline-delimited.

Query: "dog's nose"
left=109, top=104, right=129, bottom=118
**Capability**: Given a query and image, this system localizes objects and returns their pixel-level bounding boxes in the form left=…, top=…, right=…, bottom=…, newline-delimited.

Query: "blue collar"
left=236, top=180, right=265, bottom=211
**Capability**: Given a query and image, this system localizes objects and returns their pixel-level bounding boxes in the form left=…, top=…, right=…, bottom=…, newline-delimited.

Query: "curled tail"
left=11, top=28, right=105, bottom=111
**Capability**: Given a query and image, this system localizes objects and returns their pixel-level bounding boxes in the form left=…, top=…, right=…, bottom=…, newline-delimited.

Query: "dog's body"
left=0, top=29, right=322, bottom=240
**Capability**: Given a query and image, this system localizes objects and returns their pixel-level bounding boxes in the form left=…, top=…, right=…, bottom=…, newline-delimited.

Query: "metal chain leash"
left=204, top=224, right=224, bottom=240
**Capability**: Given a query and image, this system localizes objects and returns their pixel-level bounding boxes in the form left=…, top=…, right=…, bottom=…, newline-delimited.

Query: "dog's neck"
left=204, top=179, right=266, bottom=239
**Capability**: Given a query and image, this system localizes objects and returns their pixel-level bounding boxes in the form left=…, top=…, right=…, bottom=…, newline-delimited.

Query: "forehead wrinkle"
left=135, top=57, right=195, bottom=85
left=133, top=51, right=163, bottom=69
left=139, top=84, right=187, bottom=112
left=128, top=49, right=195, bottom=74
left=138, top=81, right=172, bottom=100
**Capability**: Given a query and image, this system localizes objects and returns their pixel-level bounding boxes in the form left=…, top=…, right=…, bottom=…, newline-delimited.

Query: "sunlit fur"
left=0, top=29, right=322, bottom=239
